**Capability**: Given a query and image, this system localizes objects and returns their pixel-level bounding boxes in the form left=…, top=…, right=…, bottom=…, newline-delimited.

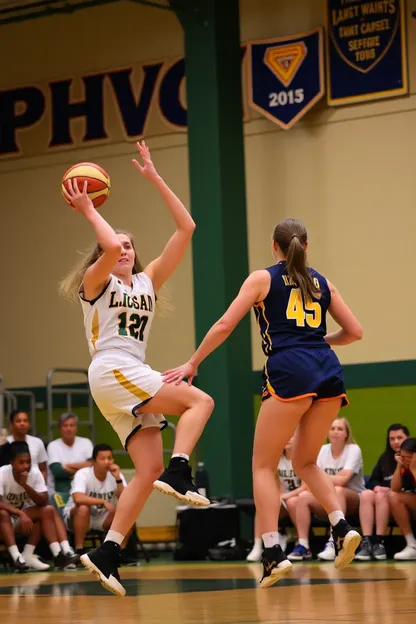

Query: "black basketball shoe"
left=259, top=544, right=292, bottom=588
left=153, top=457, right=210, bottom=506
left=80, top=541, right=125, bottom=597
left=332, top=519, right=361, bottom=569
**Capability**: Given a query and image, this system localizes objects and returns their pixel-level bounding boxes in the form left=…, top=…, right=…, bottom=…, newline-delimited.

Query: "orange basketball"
left=62, top=162, right=111, bottom=209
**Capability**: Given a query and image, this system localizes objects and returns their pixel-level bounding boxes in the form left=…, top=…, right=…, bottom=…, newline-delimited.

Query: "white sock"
left=405, top=533, right=416, bottom=548
left=251, top=537, right=263, bottom=552
left=172, top=453, right=189, bottom=461
left=299, top=538, right=310, bottom=549
left=8, top=545, right=21, bottom=562
left=262, top=531, right=280, bottom=548
left=22, top=544, right=35, bottom=559
left=328, top=510, right=345, bottom=527
left=49, top=542, right=61, bottom=557
left=105, top=530, right=124, bottom=546
left=60, top=540, right=71, bottom=553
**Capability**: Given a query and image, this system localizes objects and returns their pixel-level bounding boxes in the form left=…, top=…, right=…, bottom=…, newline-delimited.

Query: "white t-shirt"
left=317, top=443, right=365, bottom=493
left=278, top=456, right=301, bottom=493
left=64, top=466, right=127, bottom=517
left=7, top=434, right=47, bottom=469
left=0, top=465, right=47, bottom=510
left=47, top=436, right=94, bottom=492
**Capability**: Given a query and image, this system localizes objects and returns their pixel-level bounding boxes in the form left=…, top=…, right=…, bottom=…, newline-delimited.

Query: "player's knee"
left=360, top=489, right=374, bottom=503
left=388, top=490, right=401, bottom=506
left=374, top=490, right=387, bottom=503
left=197, top=391, right=214, bottom=416
left=76, top=504, right=90, bottom=516
left=0, top=509, right=10, bottom=522
left=150, top=461, right=164, bottom=482
left=41, top=505, right=55, bottom=518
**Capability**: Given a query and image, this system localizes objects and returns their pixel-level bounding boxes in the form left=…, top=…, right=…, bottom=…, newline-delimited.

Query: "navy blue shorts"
left=262, top=347, right=347, bottom=406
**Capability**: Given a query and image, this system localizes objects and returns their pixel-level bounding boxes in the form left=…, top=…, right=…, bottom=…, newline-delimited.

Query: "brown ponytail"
left=273, top=219, right=320, bottom=301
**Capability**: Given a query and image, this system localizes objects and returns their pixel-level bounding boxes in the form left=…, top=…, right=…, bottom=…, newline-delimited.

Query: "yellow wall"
left=0, top=0, right=415, bottom=387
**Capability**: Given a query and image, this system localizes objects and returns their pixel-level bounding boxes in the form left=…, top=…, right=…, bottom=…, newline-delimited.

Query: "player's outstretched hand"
left=162, top=362, right=197, bottom=386
left=63, top=178, right=95, bottom=215
left=132, top=140, right=159, bottom=182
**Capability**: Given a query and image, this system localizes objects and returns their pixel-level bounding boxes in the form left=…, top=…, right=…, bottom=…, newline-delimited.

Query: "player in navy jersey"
left=163, top=218, right=363, bottom=587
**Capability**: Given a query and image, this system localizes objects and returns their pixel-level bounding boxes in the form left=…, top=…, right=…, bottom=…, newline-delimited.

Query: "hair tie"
left=291, top=234, right=298, bottom=240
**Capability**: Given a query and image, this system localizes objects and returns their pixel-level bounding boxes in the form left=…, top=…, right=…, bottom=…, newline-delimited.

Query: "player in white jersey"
left=64, top=444, right=129, bottom=553
left=0, top=442, right=78, bottom=571
left=60, top=141, right=215, bottom=596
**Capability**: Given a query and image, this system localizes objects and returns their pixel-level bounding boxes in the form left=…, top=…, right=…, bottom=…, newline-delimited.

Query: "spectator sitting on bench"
left=0, top=441, right=78, bottom=572
left=390, top=437, right=416, bottom=561
left=7, top=411, right=47, bottom=481
left=288, top=417, right=365, bottom=562
left=63, top=443, right=130, bottom=556
left=246, top=436, right=302, bottom=562
left=47, top=412, right=93, bottom=502
left=355, top=423, right=410, bottom=562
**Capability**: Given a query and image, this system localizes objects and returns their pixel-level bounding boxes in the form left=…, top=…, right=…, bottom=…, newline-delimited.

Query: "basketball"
left=62, top=162, right=111, bottom=208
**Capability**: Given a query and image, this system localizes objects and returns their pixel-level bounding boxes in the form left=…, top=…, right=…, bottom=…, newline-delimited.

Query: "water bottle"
left=195, top=462, right=210, bottom=499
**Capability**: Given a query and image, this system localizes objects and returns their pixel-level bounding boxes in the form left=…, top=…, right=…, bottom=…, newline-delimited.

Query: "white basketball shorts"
left=88, top=350, right=167, bottom=449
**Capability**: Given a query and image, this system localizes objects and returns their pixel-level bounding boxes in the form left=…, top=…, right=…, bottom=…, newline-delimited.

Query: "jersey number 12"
left=118, top=312, right=148, bottom=341
left=286, top=289, right=321, bottom=328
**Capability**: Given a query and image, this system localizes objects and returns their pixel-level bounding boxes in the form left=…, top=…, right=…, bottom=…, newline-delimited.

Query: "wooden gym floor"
left=0, top=560, right=414, bottom=623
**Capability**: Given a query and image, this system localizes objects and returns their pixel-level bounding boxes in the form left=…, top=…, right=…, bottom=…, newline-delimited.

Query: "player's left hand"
left=132, top=141, right=159, bottom=181
left=162, top=362, right=197, bottom=386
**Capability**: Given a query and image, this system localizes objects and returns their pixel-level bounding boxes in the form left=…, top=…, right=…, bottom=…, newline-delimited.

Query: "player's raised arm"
left=133, top=141, right=196, bottom=293
left=62, top=179, right=122, bottom=300
left=162, top=270, right=271, bottom=385
left=325, top=280, right=363, bottom=346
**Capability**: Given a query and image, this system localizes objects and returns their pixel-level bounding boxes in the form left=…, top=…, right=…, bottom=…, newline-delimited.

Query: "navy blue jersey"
left=253, top=261, right=331, bottom=355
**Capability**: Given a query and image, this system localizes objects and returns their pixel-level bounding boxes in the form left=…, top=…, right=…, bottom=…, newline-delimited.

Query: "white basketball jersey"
left=80, top=272, right=155, bottom=362
left=277, top=455, right=301, bottom=493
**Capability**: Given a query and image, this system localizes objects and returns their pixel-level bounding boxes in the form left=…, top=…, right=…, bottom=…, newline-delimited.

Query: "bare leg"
left=334, top=486, right=359, bottom=515
left=71, top=505, right=91, bottom=550
left=294, top=491, right=325, bottom=540
left=53, top=508, right=70, bottom=543
left=375, top=491, right=391, bottom=536
left=138, top=383, right=214, bottom=456
left=359, top=489, right=376, bottom=536
left=110, top=427, right=164, bottom=536
left=291, top=400, right=343, bottom=514
left=389, top=491, right=416, bottom=537
left=252, top=396, right=312, bottom=537
left=0, top=510, right=18, bottom=547
left=25, top=506, right=59, bottom=545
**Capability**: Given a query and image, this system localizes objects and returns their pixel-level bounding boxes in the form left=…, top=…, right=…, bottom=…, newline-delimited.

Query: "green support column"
left=172, top=0, right=253, bottom=499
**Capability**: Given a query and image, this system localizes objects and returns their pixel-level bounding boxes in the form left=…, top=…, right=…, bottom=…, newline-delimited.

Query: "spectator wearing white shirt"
left=47, top=412, right=93, bottom=499
left=64, top=444, right=129, bottom=555
left=7, top=410, right=47, bottom=481
left=0, top=442, right=78, bottom=572
left=289, top=418, right=364, bottom=562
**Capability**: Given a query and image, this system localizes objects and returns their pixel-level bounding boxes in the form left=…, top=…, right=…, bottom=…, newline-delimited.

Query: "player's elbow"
left=352, top=325, right=363, bottom=341
left=348, top=323, right=363, bottom=342
left=109, top=241, right=123, bottom=255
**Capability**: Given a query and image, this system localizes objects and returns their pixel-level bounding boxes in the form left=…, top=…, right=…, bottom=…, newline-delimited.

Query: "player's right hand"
left=162, top=361, right=197, bottom=386
left=103, top=501, right=116, bottom=514
left=62, top=178, right=95, bottom=215
left=19, top=513, right=34, bottom=533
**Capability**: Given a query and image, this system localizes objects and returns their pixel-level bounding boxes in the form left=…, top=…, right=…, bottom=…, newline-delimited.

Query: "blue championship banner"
left=326, top=0, right=408, bottom=105
left=247, top=28, right=324, bottom=130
